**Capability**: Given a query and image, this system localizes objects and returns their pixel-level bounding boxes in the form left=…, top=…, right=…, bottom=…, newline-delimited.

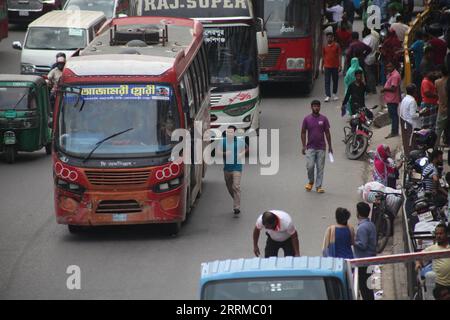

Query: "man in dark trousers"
left=342, top=69, right=367, bottom=116
left=253, top=210, right=300, bottom=258
left=354, top=202, right=377, bottom=300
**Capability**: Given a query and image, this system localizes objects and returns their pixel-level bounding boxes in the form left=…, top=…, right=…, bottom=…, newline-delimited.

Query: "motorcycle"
left=343, top=106, right=376, bottom=160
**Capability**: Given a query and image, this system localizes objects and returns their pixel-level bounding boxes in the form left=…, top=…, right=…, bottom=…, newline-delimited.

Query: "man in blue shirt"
left=221, top=126, right=247, bottom=215
left=354, top=202, right=377, bottom=300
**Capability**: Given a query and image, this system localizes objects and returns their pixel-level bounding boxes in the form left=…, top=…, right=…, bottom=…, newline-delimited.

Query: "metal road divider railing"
left=403, top=0, right=434, bottom=86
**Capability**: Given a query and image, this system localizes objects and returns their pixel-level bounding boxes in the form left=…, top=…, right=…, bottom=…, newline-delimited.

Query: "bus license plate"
left=112, top=214, right=127, bottom=222
left=418, top=211, right=433, bottom=222
left=19, top=11, right=29, bottom=16
left=259, top=73, right=269, bottom=81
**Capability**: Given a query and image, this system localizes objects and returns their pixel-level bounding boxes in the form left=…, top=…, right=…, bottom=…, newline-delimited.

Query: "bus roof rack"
left=110, top=24, right=168, bottom=47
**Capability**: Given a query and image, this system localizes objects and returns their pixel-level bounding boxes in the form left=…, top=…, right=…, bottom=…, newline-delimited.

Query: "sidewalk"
left=361, top=94, right=410, bottom=300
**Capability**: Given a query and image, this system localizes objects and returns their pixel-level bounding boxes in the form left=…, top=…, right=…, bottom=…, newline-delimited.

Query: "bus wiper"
left=82, top=128, right=134, bottom=163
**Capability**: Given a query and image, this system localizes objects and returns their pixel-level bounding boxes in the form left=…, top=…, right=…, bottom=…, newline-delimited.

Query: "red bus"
left=53, top=16, right=210, bottom=235
left=254, top=0, right=323, bottom=93
left=0, top=0, right=7, bottom=42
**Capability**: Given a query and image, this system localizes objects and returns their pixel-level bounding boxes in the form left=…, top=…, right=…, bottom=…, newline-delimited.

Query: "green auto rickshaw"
left=0, top=75, right=52, bottom=163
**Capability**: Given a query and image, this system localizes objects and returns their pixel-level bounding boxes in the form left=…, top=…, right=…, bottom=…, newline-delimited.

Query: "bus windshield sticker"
left=68, top=28, right=83, bottom=37
left=66, top=85, right=171, bottom=101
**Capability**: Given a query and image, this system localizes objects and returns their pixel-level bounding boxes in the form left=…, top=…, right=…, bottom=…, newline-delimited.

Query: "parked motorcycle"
left=343, top=106, right=376, bottom=160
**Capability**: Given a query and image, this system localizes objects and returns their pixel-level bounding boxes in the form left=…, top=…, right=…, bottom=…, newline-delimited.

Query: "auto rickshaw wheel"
left=45, top=143, right=52, bottom=155
left=4, top=146, right=16, bottom=164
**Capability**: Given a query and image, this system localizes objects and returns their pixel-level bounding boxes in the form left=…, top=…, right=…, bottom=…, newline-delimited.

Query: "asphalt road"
left=0, top=27, right=367, bottom=299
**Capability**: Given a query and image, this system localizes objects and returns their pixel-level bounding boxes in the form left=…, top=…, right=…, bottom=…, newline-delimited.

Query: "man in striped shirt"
left=422, top=149, right=447, bottom=207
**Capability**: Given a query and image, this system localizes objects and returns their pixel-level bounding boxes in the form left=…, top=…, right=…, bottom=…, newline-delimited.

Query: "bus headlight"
left=154, top=177, right=182, bottom=193
left=224, top=102, right=256, bottom=116
left=286, top=58, right=305, bottom=70
left=56, top=178, right=85, bottom=195
left=21, top=63, right=36, bottom=74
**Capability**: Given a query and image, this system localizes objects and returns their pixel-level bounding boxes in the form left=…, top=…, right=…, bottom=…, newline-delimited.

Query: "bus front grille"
left=86, top=170, right=151, bottom=186
left=95, top=200, right=142, bottom=214
left=261, top=48, right=281, bottom=69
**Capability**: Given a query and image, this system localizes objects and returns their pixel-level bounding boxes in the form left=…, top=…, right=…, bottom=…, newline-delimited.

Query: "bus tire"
left=68, top=225, right=84, bottom=234
left=167, top=222, right=181, bottom=236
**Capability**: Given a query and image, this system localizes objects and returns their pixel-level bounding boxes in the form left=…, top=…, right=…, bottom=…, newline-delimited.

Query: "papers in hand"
left=329, top=152, right=334, bottom=163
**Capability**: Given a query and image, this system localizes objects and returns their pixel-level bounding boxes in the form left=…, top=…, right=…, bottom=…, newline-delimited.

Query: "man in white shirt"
left=253, top=210, right=300, bottom=258
left=326, top=0, right=344, bottom=23
left=400, top=84, right=421, bottom=156
left=390, top=15, right=409, bottom=43
left=362, top=27, right=380, bottom=94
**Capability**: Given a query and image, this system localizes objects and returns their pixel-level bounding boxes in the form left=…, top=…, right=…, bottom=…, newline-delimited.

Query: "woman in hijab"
left=343, top=57, right=363, bottom=115
left=372, top=144, right=402, bottom=188
left=381, top=28, right=402, bottom=67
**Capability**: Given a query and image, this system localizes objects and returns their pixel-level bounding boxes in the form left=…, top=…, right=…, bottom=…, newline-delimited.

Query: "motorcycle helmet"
left=409, top=149, right=426, bottom=165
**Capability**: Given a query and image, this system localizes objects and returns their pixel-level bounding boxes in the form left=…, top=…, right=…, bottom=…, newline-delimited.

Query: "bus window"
left=193, top=57, right=204, bottom=101
left=188, top=67, right=199, bottom=111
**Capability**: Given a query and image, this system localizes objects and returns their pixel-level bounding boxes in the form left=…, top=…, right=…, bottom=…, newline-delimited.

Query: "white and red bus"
left=0, top=0, right=7, bottom=42
left=254, top=0, right=323, bottom=93
left=129, top=0, right=264, bottom=136
left=53, top=16, right=210, bottom=235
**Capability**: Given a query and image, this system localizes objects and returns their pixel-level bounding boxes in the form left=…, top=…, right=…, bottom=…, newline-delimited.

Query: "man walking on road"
left=253, top=210, right=300, bottom=258
left=301, top=100, right=333, bottom=193
left=382, top=62, right=402, bottom=139
left=321, top=32, right=342, bottom=102
left=354, top=202, right=377, bottom=300
left=220, top=126, right=247, bottom=216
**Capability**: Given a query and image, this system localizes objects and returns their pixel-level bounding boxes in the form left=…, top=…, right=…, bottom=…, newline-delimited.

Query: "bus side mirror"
left=12, top=41, right=22, bottom=50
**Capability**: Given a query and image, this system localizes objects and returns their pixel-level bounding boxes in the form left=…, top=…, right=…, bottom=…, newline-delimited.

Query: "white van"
left=63, top=0, right=129, bottom=19
left=12, top=10, right=106, bottom=75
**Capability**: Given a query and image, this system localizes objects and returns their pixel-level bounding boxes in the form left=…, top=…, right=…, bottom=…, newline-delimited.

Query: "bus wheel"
left=303, top=81, right=313, bottom=95
left=5, top=146, right=16, bottom=164
left=167, top=222, right=181, bottom=236
left=45, top=143, right=52, bottom=155
left=68, top=225, right=84, bottom=234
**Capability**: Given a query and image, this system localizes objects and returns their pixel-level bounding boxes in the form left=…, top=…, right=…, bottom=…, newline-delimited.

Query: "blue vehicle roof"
left=200, top=257, right=347, bottom=284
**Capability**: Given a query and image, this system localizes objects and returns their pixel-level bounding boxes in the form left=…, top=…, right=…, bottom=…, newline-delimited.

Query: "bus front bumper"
left=55, top=187, right=186, bottom=226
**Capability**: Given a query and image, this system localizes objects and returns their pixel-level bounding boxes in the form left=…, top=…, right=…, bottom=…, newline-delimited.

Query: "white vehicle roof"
left=28, top=10, right=105, bottom=29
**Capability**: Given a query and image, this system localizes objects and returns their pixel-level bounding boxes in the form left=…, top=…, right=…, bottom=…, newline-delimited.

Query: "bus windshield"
left=57, top=84, right=180, bottom=158
left=202, top=277, right=344, bottom=300
left=263, top=0, right=310, bottom=38
left=25, top=27, right=87, bottom=50
left=64, top=0, right=115, bottom=19
left=205, top=25, right=257, bottom=91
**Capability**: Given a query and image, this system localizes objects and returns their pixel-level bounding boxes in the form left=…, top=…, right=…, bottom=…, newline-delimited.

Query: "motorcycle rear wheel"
left=345, top=135, right=368, bottom=160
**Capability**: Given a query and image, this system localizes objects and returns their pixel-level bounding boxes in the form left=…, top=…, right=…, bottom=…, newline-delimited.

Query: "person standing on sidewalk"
left=420, top=71, right=440, bottom=130
left=435, top=66, right=449, bottom=147
left=362, top=27, right=379, bottom=94
left=322, top=207, right=355, bottom=259
left=400, top=84, right=421, bottom=157
left=415, top=223, right=450, bottom=295
left=382, top=62, right=402, bottom=139
left=253, top=210, right=301, bottom=258
left=354, top=202, right=377, bottom=301
left=321, top=32, right=342, bottom=102
left=221, top=126, right=247, bottom=216
left=301, top=100, right=333, bottom=194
